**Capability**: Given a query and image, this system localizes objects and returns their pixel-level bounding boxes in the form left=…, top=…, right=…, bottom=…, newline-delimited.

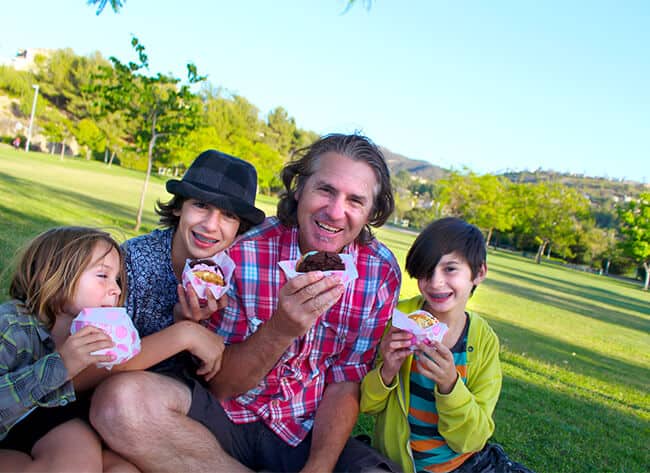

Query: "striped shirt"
left=408, top=315, right=472, bottom=473
left=0, top=300, right=75, bottom=441
left=209, top=217, right=401, bottom=446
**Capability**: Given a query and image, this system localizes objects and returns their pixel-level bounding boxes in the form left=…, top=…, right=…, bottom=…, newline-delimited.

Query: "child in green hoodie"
left=361, top=217, right=532, bottom=473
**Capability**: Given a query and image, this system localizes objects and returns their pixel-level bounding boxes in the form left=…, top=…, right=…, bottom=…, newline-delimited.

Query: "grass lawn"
left=1, top=147, right=649, bottom=472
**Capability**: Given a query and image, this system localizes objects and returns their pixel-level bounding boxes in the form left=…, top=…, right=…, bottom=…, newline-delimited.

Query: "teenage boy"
left=90, top=150, right=267, bottom=473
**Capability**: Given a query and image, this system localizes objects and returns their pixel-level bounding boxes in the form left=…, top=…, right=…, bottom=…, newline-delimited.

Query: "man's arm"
left=209, top=271, right=344, bottom=399
left=302, top=382, right=360, bottom=473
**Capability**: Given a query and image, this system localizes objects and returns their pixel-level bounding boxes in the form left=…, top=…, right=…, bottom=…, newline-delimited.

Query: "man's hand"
left=415, top=340, right=458, bottom=394
left=379, top=327, right=412, bottom=386
left=206, top=272, right=344, bottom=399
left=273, top=271, right=344, bottom=338
left=173, top=283, right=228, bottom=323
left=58, top=326, right=115, bottom=379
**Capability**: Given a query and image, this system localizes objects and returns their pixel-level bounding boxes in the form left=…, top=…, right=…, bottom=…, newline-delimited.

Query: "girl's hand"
left=379, top=327, right=413, bottom=386
left=415, top=340, right=458, bottom=394
left=173, top=284, right=227, bottom=323
left=58, top=326, right=114, bottom=379
left=185, top=324, right=225, bottom=382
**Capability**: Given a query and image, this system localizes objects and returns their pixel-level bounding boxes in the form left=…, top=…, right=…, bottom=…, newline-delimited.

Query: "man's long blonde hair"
left=9, top=227, right=126, bottom=328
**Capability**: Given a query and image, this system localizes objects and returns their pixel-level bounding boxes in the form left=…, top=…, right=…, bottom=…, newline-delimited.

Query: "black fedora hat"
left=166, top=150, right=265, bottom=226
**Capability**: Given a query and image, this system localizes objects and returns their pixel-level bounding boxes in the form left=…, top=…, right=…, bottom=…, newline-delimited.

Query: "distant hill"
left=381, top=148, right=648, bottom=204
left=500, top=170, right=648, bottom=205
left=380, top=147, right=449, bottom=181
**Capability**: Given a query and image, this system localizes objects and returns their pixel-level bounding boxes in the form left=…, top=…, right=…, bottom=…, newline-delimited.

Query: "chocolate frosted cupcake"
left=296, top=251, right=345, bottom=272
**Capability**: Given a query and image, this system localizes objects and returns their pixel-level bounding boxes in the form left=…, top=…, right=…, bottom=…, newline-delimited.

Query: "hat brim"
left=166, top=180, right=265, bottom=226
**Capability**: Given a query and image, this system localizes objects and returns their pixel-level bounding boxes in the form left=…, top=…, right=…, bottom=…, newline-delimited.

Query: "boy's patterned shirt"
left=209, top=217, right=401, bottom=446
left=0, top=300, right=75, bottom=440
left=123, top=228, right=179, bottom=337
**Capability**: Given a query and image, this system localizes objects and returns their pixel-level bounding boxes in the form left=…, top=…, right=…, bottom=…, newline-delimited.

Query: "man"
left=92, top=134, right=401, bottom=472
left=200, top=133, right=402, bottom=472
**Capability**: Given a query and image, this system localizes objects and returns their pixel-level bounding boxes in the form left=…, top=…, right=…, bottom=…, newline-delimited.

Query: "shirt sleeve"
left=326, top=264, right=401, bottom=384
left=0, top=324, right=74, bottom=430
left=360, top=360, right=399, bottom=414
left=435, top=324, right=501, bottom=453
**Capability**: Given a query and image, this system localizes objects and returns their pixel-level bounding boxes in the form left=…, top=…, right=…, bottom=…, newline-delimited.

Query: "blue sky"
left=1, top=1, right=648, bottom=182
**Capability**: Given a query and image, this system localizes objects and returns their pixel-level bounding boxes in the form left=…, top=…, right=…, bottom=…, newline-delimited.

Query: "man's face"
left=295, top=152, right=378, bottom=253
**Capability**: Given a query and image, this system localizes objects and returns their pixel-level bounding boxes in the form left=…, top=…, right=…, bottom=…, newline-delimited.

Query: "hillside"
left=381, top=149, right=648, bottom=204
left=500, top=170, right=648, bottom=205
left=380, top=146, right=449, bottom=181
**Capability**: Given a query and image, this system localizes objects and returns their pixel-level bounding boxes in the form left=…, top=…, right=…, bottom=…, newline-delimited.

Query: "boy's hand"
left=58, top=326, right=115, bottom=379
left=184, top=324, right=225, bottom=382
left=174, top=283, right=227, bottom=323
left=379, top=327, right=412, bottom=386
left=415, top=340, right=458, bottom=394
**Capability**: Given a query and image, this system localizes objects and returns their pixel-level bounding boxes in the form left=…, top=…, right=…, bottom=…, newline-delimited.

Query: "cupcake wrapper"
left=70, top=307, right=141, bottom=369
left=392, top=309, right=448, bottom=348
left=278, top=253, right=358, bottom=288
left=181, top=252, right=236, bottom=301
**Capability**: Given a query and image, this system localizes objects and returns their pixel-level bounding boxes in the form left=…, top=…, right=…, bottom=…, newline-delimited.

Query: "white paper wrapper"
left=181, top=252, right=235, bottom=301
left=278, top=253, right=358, bottom=288
left=70, top=307, right=141, bottom=369
left=392, top=309, right=448, bottom=348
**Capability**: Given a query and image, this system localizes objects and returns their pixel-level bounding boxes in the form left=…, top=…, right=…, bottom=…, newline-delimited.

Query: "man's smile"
left=315, top=220, right=343, bottom=234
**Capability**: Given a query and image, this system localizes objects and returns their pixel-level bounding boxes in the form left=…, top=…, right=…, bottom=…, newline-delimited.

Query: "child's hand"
left=173, top=283, right=227, bottom=323
left=58, top=326, right=115, bottom=379
left=415, top=340, right=458, bottom=394
left=379, top=327, right=413, bottom=386
left=185, top=324, right=225, bottom=382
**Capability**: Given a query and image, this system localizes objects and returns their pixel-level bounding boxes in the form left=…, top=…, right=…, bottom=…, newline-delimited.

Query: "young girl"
left=0, top=227, right=136, bottom=472
left=360, top=218, right=532, bottom=473
left=1, top=226, right=227, bottom=472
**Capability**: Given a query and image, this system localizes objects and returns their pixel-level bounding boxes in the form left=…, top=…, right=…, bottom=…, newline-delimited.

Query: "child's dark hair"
left=155, top=196, right=252, bottom=234
left=9, top=227, right=126, bottom=329
left=406, top=217, right=486, bottom=282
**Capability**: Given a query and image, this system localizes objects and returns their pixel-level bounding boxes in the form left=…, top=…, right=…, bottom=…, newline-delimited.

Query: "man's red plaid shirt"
left=209, top=218, right=401, bottom=446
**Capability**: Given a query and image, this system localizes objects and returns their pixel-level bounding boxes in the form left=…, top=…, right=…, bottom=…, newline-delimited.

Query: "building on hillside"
left=0, top=48, right=52, bottom=71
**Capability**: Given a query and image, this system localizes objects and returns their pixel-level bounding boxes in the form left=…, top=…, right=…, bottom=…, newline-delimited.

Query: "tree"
left=572, top=220, right=615, bottom=267
left=263, top=106, right=296, bottom=156
left=92, top=37, right=205, bottom=230
left=96, top=111, right=128, bottom=167
left=435, top=172, right=514, bottom=247
left=87, top=0, right=124, bottom=15
left=510, top=182, right=590, bottom=263
left=41, top=109, right=74, bottom=159
left=88, top=0, right=365, bottom=16
left=75, top=118, right=105, bottom=160
left=618, top=192, right=650, bottom=290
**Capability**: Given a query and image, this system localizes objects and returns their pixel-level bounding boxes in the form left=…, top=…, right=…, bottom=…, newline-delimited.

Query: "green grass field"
left=1, top=147, right=649, bottom=472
